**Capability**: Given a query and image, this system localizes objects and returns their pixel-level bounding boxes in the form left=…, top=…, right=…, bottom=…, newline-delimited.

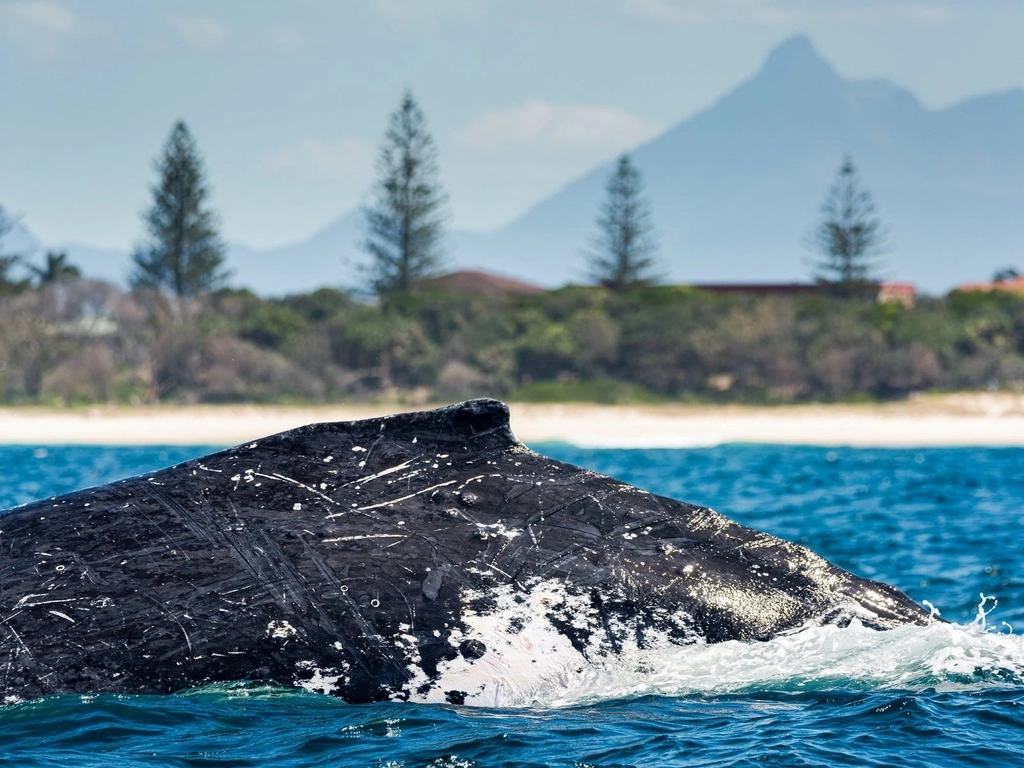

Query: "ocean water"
left=2, top=442, right=1023, bottom=767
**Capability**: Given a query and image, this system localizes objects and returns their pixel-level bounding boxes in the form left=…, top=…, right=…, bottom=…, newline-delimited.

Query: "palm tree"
left=29, top=250, right=82, bottom=286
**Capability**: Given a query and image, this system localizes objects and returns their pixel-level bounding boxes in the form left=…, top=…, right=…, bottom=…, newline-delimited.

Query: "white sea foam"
left=413, top=587, right=1024, bottom=708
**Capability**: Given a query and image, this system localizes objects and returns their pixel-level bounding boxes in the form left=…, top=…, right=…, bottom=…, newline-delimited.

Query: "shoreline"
left=1, top=393, right=1023, bottom=448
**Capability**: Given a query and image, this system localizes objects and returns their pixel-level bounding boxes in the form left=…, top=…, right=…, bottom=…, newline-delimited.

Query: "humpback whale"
left=0, top=399, right=930, bottom=705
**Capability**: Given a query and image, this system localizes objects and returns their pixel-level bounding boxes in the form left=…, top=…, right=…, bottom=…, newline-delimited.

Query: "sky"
left=2, top=0, right=1022, bottom=251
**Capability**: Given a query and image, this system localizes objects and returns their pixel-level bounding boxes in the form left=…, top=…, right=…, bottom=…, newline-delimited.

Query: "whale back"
left=0, top=399, right=930, bottom=703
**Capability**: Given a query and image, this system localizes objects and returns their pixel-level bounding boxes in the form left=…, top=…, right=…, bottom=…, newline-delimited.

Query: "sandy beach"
left=0, top=393, right=1022, bottom=448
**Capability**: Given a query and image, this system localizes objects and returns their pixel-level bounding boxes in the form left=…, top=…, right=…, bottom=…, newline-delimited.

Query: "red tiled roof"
left=958, top=276, right=1024, bottom=293
left=692, top=283, right=818, bottom=295
left=414, top=270, right=545, bottom=296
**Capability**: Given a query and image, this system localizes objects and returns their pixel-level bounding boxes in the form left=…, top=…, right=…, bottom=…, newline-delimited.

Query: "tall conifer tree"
left=587, top=154, right=659, bottom=292
left=131, top=121, right=227, bottom=302
left=809, top=156, right=887, bottom=296
left=363, top=92, right=449, bottom=295
left=0, top=205, right=23, bottom=292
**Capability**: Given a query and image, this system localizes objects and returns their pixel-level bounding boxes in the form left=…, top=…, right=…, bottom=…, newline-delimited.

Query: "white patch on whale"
left=406, top=587, right=1024, bottom=708
left=267, top=620, right=297, bottom=639
left=408, top=579, right=698, bottom=707
left=294, top=660, right=347, bottom=695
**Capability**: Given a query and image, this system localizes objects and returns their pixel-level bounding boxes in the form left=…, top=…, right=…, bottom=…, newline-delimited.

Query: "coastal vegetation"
left=0, top=277, right=1022, bottom=406
left=2, top=101, right=1021, bottom=408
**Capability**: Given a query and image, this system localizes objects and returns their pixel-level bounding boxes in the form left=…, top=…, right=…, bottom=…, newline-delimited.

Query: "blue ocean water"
left=2, top=442, right=1023, bottom=767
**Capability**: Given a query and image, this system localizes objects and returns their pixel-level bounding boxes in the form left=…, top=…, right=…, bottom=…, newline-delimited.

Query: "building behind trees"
left=362, top=91, right=449, bottom=296
left=6, top=101, right=1024, bottom=406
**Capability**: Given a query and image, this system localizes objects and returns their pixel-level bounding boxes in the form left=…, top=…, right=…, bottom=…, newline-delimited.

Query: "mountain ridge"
left=460, top=35, right=1023, bottom=292
left=10, top=35, right=1024, bottom=295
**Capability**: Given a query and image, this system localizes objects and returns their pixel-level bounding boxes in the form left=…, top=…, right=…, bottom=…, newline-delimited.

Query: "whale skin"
left=0, top=399, right=931, bottom=704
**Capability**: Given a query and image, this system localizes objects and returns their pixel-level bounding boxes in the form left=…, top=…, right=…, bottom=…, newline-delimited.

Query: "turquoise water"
left=2, top=443, right=1023, bottom=767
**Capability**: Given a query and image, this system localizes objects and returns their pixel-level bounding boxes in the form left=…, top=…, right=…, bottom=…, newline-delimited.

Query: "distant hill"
left=460, top=35, right=1024, bottom=294
left=222, top=210, right=363, bottom=295
left=2, top=218, right=44, bottom=265
left=13, top=213, right=365, bottom=296
left=15, top=35, right=1024, bottom=295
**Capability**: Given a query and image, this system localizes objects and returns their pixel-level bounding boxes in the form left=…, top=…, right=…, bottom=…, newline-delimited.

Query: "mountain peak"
left=760, top=34, right=834, bottom=78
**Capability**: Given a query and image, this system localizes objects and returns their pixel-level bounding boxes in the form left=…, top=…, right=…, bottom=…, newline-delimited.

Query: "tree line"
left=1, top=92, right=1022, bottom=406
left=1, top=91, right=899, bottom=300
left=0, top=273, right=1022, bottom=406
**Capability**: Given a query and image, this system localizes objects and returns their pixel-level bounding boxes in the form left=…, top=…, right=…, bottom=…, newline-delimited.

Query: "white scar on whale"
left=0, top=399, right=939, bottom=705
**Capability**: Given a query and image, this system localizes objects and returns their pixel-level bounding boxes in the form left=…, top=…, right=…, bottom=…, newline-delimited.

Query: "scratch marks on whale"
left=0, top=398, right=933, bottom=705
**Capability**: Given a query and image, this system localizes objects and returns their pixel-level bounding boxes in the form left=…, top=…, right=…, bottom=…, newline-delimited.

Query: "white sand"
left=1, top=393, right=1022, bottom=448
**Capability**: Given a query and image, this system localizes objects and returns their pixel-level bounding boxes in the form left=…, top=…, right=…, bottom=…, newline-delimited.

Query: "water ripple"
left=2, top=443, right=1024, bottom=766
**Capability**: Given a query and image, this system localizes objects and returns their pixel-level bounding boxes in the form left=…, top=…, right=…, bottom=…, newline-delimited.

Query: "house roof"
left=958, top=276, right=1024, bottom=293
left=691, top=283, right=818, bottom=295
left=414, top=269, right=545, bottom=296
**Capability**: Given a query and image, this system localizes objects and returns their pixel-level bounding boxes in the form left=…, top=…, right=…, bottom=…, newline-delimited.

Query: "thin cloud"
left=755, top=2, right=957, bottom=25
left=449, top=100, right=667, bottom=230
left=455, top=100, right=665, bottom=153
left=371, top=0, right=482, bottom=22
left=622, top=0, right=957, bottom=25
left=268, top=137, right=376, bottom=183
left=0, top=0, right=107, bottom=58
left=166, top=15, right=231, bottom=52
left=370, top=0, right=957, bottom=26
left=267, top=23, right=303, bottom=52
left=624, top=0, right=706, bottom=22
left=142, top=38, right=170, bottom=54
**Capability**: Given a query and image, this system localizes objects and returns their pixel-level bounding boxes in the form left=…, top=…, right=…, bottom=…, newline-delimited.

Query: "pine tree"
left=0, top=205, right=23, bottom=292
left=809, top=156, right=887, bottom=296
left=587, top=154, right=659, bottom=292
left=363, top=92, right=449, bottom=295
left=131, top=121, right=228, bottom=302
left=993, top=266, right=1021, bottom=283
